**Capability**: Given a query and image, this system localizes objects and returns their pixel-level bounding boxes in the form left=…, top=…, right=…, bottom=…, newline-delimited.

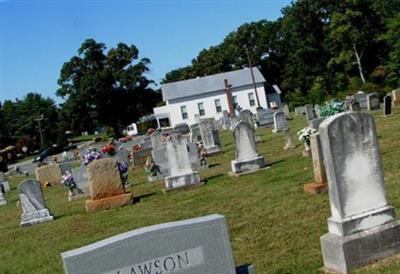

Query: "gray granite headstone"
left=115, top=149, right=130, bottom=165
left=61, top=214, right=254, bottom=274
left=282, top=104, right=290, bottom=118
left=350, top=101, right=360, bottom=112
left=256, top=108, right=274, bottom=126
left=283, top=128, right=296, bottom=151
left=272, top=111, right=286, bottom=133
left=354, top=91, right=367, bottom=109
left=199, top=120, right=220, bottom=154
left=239, top=110, right=254, bottom=128
left=305, top=104, right=316, bottom=121
left=150, top=131, right=162, bottom=150
left=319, top=112, right=400, bottom=273
left=59, top=161, right=73, bottom=174
left=18, top=179, right=54, bottom=226
left=384, top=94, right=392, bottom=117
left=294, top=105, right=306, bottom=116
left=367, top=93, right=380, bottom=111
left=71, top=166, right=90, bottom=196
left=190, top=124, right=201, bottom=142
left=308, top=117, right=325, bottom=130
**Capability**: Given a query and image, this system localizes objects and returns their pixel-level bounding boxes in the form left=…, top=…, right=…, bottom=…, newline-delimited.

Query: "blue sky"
left=0, top=0, right=291, bottom=104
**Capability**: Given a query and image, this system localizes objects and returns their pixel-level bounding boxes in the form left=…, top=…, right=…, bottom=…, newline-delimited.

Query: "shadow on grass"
left=209, top=163, right=221, bottom=168
left=203, top=174, right=225, bottom=183
left=269, top=159, right=285, bottom=167
left=133, top=192, right=156, bottom=204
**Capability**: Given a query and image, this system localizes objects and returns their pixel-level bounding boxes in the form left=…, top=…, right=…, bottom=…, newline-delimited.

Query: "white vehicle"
left=124, top=123, right=138, bottom=136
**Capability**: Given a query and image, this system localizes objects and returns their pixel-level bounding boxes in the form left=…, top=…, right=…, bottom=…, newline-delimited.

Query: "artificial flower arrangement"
left=319, top=99, right=346, bottom=118
left=83, top=150, right=102, bottom=165
left=297, top=127, right=317, bottom=145
left=61, top=171, right=83, bottom=195
left=101, top=143, right=116, bottom=156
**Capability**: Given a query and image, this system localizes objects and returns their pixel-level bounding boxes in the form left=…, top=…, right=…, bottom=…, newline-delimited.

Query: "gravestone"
left=350, top=101, right=360, bottom=112
left=85, top=158, right=133, bottom=213
left=272, top=111, right=286, bottom=133
left=190, top=123, right=201, bottom=142
left=308, top=117, right=325, bottom=130
left=314, top=104, right=321, bottom=118
left=393, top=89, right=400, bottom=106
left=0, top=192, right=6, bottom=205
left=304, top=133, right=327, bottom=194
left=18, top=179, right=54, bottom=226
left=115, top=149, right=130, bottom=165
left=384, top=94, right=393, bottom=117
left=132, top=148, right=152, bottom=167
left=70, top=166, right=90, bottom=201
left=294, top=105, right=306, bottom=116
left=199, top=120, right=220, bottom=154
left=150, top=131, right=162, bottom=150
left=283, top=128, right=296, bottom=151
left=282, top=104, right=290, bottom=118
left=35, top=164, right=62, bottom=186
left=59, top=161, right=73, bottom=174
left=221, top=110, right=231, bottom=130
left=353, top=91, right=367, bottom=108
left=239, top=110, right=254, bottom=128
left=61, top=214, right=253, bottom=274
left=164, top=135, right=202, bottom=191
left=231, top=121, right=266, bottom=175
left=256, top=108, right=274, bottom=127
left=305, top=105, right=316, bottom=121
left=319, top=112, right=400, bottom=273
left=367, top=93, right=380, bottom=111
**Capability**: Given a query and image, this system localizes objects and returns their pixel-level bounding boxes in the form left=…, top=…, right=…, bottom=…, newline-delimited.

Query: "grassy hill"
left=1, top=108, right=399, bottom=274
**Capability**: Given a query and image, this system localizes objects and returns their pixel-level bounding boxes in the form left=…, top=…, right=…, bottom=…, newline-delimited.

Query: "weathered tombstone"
left=231, top=121, right=266, bottom=175
left=70, top=166, right=90, bottom=201
left=239, top=109, right=254, bottom=128
left=59, top=161, right=73, bottom=174
left=199, top=120, right=220, bottom=154
left=35, top=164, right=62, bottom=186
left=0, top=192, right=6, bottom=205
left=367, top=93, right=380, bottom=111
left=18, top=179, right=54, bottom=226
left=384, top=94, right=393, bottom=117
left=164, top=135, right=202, bottom=191
left=282, top=103, right=290, bottom=118
left=350, top=101, right=360, bottom=112
left=150, top=130, right=162, bottom=150
left=319, top=112, right=400, bottom=273
left=314, top=104, right=321, bottom=118
left=393, top=88, right=400, bottom=106
left=115, top=149, right=130, bottom=165
left=272, top=111, right=286, bottom=133
left=61, top=214, right=253, bottom=274
left=353, top=91, right=367, bottom=108
left=294, top=105, right=306, bottom=116
left=255, top=108, right=274, bottom=127
left=132, top=148, right=152, bottom=167
left=308, top=117, right=325, bottom=130
left=305, top=104, right=316, bottom=121
left=303, top=133, right=327, bottom=194
left=85, top=158, right=133, bottom=213
left=283, top=128, right=296, bottom=151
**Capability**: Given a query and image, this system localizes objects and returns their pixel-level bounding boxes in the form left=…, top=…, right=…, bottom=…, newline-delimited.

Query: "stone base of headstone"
left=1, top=181, right=10, bottom=192
left=68, top=192, right=89, bottom=202
left=20, top=209, right=54, bottom=226
left=164, top=172, right=202, bottom=191
left=231, top=156, right=266, bottom=175
left=228, top=166, right=270, bottom=177
left=0, top=193, right=7, bottom=205
left=85, top=193, right=133, bottom=213
left=303, top=182, right=327, bottom=194
left=205, top=145, right=221, bottom=155
left=321, top=220, right=400, bottom=274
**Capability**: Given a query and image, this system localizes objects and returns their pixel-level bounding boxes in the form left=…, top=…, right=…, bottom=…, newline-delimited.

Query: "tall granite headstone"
left=164, top=135, right=202, bottom=191
left=18, top=179, right=54, bottom=226
left=70, top=166, right=90, bottom=201
left=304, top=133, right=327, bottom=194
left=199, top=120, right=220, bottom=154
left=367, top=93, right=380, bottom=111
left=282, top=104, right=290, bottom=118
left=231, top=121, right=266, bottom=175
left=319, top=112, right=400, bottom=273
left=384, top=94, right=393, bottom=117
left=85, top=158, right=132, bottom=213
left=305, top=105, right=316, bottom=121
left=35, top=164, right=62, bottom=186
left=353, top=91, right=367, bottom=108
left=272, top=111, right=286, bottom=133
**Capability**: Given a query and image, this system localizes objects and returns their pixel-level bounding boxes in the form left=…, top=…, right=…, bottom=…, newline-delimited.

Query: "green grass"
left=1, top=109, right=400, bottom=274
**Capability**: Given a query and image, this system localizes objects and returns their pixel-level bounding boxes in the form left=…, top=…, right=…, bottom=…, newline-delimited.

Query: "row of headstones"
left=61, top=111, right=400, bottom=273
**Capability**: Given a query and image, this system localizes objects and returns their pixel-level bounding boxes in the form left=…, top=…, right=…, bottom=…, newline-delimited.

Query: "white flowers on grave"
left=297, top=127, right=317, bottom=144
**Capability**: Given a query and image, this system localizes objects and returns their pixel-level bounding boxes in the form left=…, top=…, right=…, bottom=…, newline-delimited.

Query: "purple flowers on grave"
left=117, top=161, right=128, bottom=174
left=61, top=171, right=75, bottom=187
left=83, top=151, right=102, bottom=165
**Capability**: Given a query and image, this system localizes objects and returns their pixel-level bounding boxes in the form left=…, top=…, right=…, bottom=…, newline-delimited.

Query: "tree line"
left=1, top=0, right=400, bottom=152
left=163, top=0, right=400, bottom=108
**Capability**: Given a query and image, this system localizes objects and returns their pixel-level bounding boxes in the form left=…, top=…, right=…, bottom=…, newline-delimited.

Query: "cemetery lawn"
left=1, top=110, right=400, bottom=274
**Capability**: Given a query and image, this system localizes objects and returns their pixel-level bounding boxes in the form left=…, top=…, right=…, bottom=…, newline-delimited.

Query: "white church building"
left=153, top=67, right=280, bottom=127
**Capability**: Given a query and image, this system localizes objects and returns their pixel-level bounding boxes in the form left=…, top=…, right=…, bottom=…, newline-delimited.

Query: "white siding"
left=154, top=84, right=268, bottom=127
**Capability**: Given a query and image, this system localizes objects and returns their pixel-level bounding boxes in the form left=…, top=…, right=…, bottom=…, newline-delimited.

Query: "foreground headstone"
left=61, top=214, right=253, bottom=274
left=272, top=111, right=286, bottom=133
left=231, top=121, right=266, bottom=175
left=164, top=135, right=202, bottom=191
left=85, top=158, right=132, bottom=213
left=35, top=164, right=62, bottom=186
left=319, top=112, right=400, bottom=273
left=304, top=133, right=327, bottom=194
left=367, top=93, right=380, bottom=111
left=199, top=120, right=220, bottom=154
left=384, top=94, right=393, bottom=117
left=18, top=179, right=54, bottom=226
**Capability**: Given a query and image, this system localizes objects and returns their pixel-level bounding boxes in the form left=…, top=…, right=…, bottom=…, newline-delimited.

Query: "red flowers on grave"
left=101, top=143, right=116, bottom=156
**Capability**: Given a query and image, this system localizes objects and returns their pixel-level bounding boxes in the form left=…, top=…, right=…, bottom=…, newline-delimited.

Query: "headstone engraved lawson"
left=231, top=121, right=266, bottom=175
left=384, top=94, right=393, bottom=117
left=18, top=179, right=54, bottom=226
left=61, top=214, right=253, bottom=274
left=319, top=112, right=400, bottom=273
left=164, top=135, right=202, bottom=191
